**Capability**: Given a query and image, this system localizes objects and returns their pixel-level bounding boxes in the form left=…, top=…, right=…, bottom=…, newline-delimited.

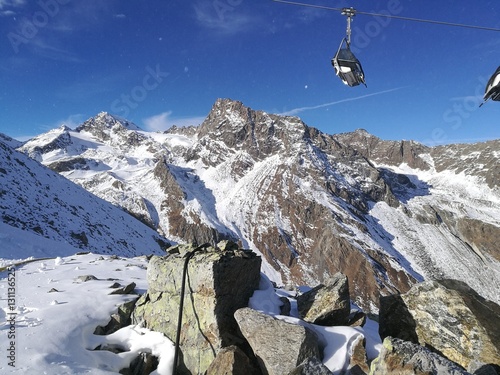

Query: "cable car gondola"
left=480, top=66, right=500, bottom=107
left=331, top=8, right=366, bottom=87
left=271, top=0, right=500, bottom=89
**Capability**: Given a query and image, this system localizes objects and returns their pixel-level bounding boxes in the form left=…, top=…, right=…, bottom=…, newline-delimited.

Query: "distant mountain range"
left=0, top=133, right=169, bottom=261
left=4, top=99, right=499, bottom=311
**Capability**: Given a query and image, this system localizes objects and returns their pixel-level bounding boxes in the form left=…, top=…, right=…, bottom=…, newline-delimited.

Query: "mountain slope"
left=17, top=100, right=500, bottom=311
left=0, top=137, right=170, bottom=261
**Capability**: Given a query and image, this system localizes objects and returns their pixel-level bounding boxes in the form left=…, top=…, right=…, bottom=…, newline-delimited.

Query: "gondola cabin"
left=481, top=66, right=500, bottom=106
left=332, top=38, right=366, bottom=87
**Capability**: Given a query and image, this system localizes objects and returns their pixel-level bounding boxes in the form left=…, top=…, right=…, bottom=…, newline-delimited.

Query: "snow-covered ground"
left=0, top=223, right=381, bottom=374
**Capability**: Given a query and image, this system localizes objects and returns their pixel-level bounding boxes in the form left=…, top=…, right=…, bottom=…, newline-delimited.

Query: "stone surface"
left=132, top=244, right=261, bottom=375
left=206, top=345, right=260, bottom=375
left=234, top=307, right=321, bottom=375
left=94, top=298, right=138, bottom=335
left=297, top=273, right=350, bottom=326
left=109, top=282, right=136, bottom=295
left=75, top=274, right=98, bottom=282
left=119, top=352, right=159, bottom=375
left=287, top=357, right=333, bottom=375
left=379, top=280, right=500, bottom=371
left=370, top=337, right=471, bottom=375
left=279, top=296, right=292, bottom=316
left=348, top=336, right=369, bottom=375
left=347, top=311, right=366, bottom=327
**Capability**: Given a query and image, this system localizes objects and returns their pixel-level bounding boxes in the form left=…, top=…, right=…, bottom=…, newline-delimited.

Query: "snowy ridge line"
left=0, top=256, right=56, bottom=273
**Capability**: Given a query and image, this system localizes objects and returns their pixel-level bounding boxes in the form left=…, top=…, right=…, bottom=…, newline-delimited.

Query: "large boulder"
left=379, top=279, right=500, bottom=372
left=132, top=243, right=261, bottom=375
left=370, top=337, right=471, bottom=375
left=296, top=273, right=350, bottom=326
left=234, top=307, right=321, bottom=375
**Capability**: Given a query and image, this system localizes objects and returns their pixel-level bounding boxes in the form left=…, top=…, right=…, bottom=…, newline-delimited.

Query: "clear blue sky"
left=1, top=0, right=499, bottom=145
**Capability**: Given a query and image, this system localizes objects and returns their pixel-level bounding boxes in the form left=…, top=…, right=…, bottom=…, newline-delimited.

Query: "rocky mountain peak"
left=194, top=98, right=310, bottom=163
left=76, top=112, right=141, bottom=138
left=19, top=126, right=73, bottom=162
left=74, top=112, right=145, bottom=147
left=335, top=129, right=432, bottom=170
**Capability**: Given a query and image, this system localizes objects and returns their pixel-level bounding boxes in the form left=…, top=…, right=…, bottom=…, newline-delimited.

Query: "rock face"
left=131, top=243, right=261, bottom=375
left=297, top=273, right=350, bottom=326
left=234, top=307, right=321, bottom=375
left=288, top=357, right=333, bottom=375
left=379, top=280, right=500, bottom=372
left=370, top=337, right=471, bottom=375
left=205, top=345, right=260, bottom=375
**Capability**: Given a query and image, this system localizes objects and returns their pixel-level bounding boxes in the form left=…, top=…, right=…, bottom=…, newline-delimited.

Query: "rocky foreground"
left=94, top=242, right=500, bottom=375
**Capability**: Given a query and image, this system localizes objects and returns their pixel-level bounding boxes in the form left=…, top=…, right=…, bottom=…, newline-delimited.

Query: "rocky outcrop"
left=370, top=337, right=471, bottom=375
left=234, top=307, right=321, bottom=375
left=431, top=140, right=500, bottom=189
left=334, top=129, right=432, bottom=171
left=296, top=273, right=350, bottom=326
left=379, top=279, right=500, bottom=372
left=131, top=243, right=261, bottom=375
left=153, top=157, right=235, bottom=244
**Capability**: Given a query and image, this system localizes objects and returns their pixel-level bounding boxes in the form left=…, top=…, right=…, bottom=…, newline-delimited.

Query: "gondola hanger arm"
left=271, top=0, right=500, bottom=32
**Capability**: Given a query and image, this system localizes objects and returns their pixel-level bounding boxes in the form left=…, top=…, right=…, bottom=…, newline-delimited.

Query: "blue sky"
left=0, top=0, right=499, bottom=145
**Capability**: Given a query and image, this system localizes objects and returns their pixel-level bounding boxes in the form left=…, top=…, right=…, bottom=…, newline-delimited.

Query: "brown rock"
left=206, top=345, right=261, bottom=375
left=348, top=336, right=369, bottom=375
left=297, top=273, right=350, bottom=326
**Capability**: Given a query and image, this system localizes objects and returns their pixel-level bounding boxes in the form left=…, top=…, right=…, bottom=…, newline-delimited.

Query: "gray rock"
left=109, top=282, right=136, bottom=295
left=119, top=352, right=158, bottom=375
left=234, top=307, right=321, bottom=375
left=94, top=298, right=138, bottom=335
left=347, top=311, right=366, bottom=327
left=217, top=240, right=240, bottom=251
left=379, top=280, right=500, bottom=370
left=469, top=361, right=498, bottom=375
left=370, top=337, right=471, bottom=375
left=287, top=357, right=333, bottom=375
left=132, top=247, right=261, bottom=375
left=75, top=275, right=98, bottom=282
left=297, top=273, right=350, bottom=326
left=279, top=296, right=292, bottom=316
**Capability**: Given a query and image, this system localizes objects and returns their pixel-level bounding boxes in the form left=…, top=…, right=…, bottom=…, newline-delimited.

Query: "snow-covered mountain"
left=0, top=137, right=170, bottom=263
left=16, top=99, right=500, bottom=311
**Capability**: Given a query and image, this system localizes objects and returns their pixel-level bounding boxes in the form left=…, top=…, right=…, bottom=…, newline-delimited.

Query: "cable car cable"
left=271, top=0, right=500, bottom=32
